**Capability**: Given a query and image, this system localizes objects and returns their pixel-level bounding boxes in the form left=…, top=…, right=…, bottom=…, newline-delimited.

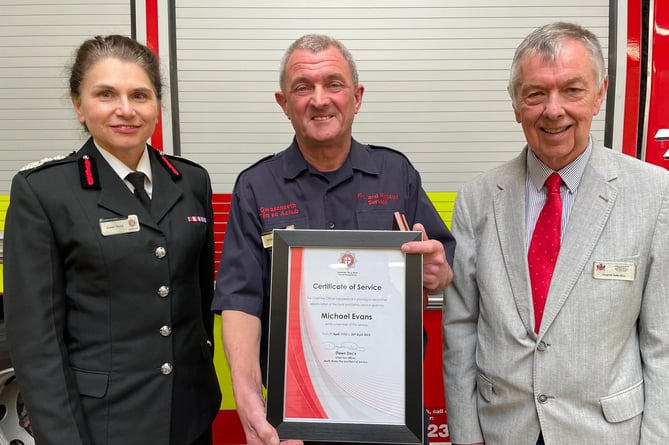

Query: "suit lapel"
left=538, top=146, right=618, bottom=335
left=493, top=151, right=535, bottom=334
left=78, top=141, right=182, bottom=232
left=72, top=142, right=151, bottom=226
left=148, top=148, right=183, bottom=224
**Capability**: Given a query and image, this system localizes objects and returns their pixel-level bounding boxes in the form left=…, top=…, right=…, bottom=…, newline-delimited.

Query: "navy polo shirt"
left=212, top=138, right=455, bottom=381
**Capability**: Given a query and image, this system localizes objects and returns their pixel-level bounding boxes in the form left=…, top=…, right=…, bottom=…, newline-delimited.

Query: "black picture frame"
left=267, top=229, right=424, bottom=444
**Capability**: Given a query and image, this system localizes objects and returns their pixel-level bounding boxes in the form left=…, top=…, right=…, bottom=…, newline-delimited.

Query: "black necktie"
left=125, top=171, right=151, bottom=210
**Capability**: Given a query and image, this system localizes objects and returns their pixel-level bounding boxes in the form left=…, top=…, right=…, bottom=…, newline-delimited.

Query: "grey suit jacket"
left=3, top=138, right=221, bottom=445
left=443, top=141, right=669, bottom=444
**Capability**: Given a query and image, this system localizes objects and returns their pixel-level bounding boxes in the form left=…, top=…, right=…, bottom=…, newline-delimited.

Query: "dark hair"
left=69, top=35, right=163, bottom=101
left=507, top=22, right=605, bottom=109
left=279, top=34, right=359, bottom=91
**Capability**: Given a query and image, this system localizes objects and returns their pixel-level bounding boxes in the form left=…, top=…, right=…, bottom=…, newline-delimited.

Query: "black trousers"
left=187, top=427, right=213, bottom=445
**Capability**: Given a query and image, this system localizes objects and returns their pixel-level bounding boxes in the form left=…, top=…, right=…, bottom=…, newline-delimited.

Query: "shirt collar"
left=527, top=136, right=592, bottom=194
left=281, top=137, right=379, bottom=180
left=94, top=141, right=152, bottom=184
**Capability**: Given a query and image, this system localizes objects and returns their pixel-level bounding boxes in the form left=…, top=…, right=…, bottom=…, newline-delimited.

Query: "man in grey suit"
left=442, top=22, right=669, bottom=444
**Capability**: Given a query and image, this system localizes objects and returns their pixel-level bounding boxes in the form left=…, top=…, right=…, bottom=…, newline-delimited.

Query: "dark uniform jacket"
left=3, top=138, right=221, bottom=445
left=213, top=138, right=456, bottom=382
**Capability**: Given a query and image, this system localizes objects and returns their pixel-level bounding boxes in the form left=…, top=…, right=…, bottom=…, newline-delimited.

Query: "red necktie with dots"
left=528, top=172, right=562, bottom=333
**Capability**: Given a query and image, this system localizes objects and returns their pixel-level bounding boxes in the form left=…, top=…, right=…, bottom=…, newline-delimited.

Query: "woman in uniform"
left=3, top=35, right=221, bottom=445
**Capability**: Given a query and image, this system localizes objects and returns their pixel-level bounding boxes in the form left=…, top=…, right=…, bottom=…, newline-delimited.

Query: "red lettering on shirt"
left=259, top=202, right=300, bottom=219
left=356, top=192, right=399, bottom=206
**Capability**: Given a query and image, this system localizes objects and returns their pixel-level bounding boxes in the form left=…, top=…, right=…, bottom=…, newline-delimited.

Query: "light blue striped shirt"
left=525, top=137, right=593, bottom=250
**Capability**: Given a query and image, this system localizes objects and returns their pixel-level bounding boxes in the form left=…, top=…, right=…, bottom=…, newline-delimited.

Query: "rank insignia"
left=157, top=153, right=182, bottom=180
left=78, top=154, right=101, bottom=189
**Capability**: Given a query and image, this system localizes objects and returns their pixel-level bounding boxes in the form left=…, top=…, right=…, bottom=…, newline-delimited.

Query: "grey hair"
left=507, top=22, right=606, bottom=108
left=279, top=34, right=359, bottom=90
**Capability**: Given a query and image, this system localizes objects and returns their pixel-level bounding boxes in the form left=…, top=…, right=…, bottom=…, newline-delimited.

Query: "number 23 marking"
left=427, top=423, right=449, bottom=438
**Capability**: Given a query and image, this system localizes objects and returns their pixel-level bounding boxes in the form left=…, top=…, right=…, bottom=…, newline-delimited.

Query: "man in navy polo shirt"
left=212, top=34, right=455, bottom=445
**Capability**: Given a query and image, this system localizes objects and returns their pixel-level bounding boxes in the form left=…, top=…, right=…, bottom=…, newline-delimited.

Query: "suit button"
left=537, top=341, right=548, bottom=352
left=157, top=286, right=170, bottom=297
left=155, top=246, right=167, bottom=258
left=159, top=325, right=172, bottom=337
left=160, top=363, right=173, bottom=375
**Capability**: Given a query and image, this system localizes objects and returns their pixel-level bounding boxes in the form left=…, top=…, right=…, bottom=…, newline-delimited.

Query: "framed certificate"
left=267, top=229, right=424, bottom=444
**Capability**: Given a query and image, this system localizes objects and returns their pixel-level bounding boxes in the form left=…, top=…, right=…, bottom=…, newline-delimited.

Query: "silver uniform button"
left=160, top=363, right=173, bottom=375
left=159, top=325, right=172, bottom=337
left=157, top=286, right=170, bottom=297
left=155, top=246, right=167, bottom=258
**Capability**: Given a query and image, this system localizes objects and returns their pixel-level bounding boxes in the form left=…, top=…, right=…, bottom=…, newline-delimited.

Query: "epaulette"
left=367, top=144, right=412, bottom=162
left=157, top=152, right=182, bottom=180
left=147, top=146, right=183, bottom=181
left=19, top=151, right=76, bottom=173
left=78, top=154, right=101, bottom=189
left=239, top=153, right=276, bottom=174
left=232, top=153, right=277, bottom=189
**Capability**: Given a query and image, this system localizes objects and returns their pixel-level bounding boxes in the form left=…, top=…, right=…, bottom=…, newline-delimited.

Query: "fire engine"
left=0, top=0, right=666, bottom=443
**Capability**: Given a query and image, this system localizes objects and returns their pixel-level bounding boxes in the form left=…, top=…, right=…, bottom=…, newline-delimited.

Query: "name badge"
left=592, top=261, right=636, bottom=281
left=100, top=215, right=141, bottom=236
left=261, top=225, right=295, bottom=249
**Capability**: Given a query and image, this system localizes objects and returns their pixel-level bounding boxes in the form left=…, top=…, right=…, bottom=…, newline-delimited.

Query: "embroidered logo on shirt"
left=259, top=202, right=300, bottom=220
left=357, top=192, right=399, bottom=206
